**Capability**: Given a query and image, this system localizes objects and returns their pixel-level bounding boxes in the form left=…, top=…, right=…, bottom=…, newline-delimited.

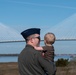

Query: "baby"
left=35, top=32, right=56, bottom=62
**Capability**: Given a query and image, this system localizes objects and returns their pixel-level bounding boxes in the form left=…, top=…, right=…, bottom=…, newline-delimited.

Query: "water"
left=0, top=56, right=18, bottom=62
left=54, top=55, right=71, bottom=61
left=0, top=41, right=76, bottom=62
left=0, top=42, right=25, bottom=54
left=54, top=40, right=76, bottom=54
left=0, top=55, right=71, bottom=62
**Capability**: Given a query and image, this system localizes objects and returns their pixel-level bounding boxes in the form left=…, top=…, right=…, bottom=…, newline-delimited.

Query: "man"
left=18, top=28, right=55, bottom=75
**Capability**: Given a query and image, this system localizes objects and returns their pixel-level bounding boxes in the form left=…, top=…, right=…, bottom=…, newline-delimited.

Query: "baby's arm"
left=34, top=46, right=44, bottom=56
left=34, top=46, right=43, bottom=50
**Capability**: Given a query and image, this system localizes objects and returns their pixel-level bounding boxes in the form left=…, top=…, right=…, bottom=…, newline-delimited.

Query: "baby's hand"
left=34, top=47, right=43, bottom=50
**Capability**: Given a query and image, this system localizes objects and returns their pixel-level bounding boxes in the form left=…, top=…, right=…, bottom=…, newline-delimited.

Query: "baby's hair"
left=44, top=32, right=56, bottom=44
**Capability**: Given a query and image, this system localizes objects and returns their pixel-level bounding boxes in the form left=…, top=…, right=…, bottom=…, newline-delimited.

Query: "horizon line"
left=0, top=39, right=76, bottom=43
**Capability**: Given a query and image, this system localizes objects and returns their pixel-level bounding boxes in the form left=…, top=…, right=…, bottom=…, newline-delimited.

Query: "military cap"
left=21, top=28, right=40, bottom=39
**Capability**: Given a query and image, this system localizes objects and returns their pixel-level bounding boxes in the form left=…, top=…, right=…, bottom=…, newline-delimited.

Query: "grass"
left=0, top=62, right=19, bottom=75
left=56, top=60, right=76, bottom=75
left=0, top=60, right=76, bottom=75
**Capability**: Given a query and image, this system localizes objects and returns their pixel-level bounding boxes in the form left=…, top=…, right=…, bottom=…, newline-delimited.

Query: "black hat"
left=21, top=28, right=40, bottom=39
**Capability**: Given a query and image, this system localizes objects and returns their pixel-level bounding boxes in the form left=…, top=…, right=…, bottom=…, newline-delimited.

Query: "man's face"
left=32, top=34, right=40, bottom=47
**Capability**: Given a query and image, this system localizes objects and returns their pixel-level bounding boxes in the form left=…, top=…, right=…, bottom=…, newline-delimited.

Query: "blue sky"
left=0, top=0, right=76, bottom=54
left=0, top=0, right=76, bottom=32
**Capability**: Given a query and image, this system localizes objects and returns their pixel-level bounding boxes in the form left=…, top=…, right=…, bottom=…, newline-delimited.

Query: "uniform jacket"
left=18, top=44, right=55, bottom=75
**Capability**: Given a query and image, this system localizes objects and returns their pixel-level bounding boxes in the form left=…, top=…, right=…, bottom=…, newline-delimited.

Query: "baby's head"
left=44, top=32, right=56, bottom=45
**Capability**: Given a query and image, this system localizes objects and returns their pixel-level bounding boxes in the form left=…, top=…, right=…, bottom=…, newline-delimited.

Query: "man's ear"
left=31, top=38, right=34, bottom=43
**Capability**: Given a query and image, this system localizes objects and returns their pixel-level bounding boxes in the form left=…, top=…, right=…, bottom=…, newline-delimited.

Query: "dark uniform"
left=18, top=44, right=55, bottom=75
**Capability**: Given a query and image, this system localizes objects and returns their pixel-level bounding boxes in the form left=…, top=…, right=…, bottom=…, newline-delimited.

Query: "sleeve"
left=37, top=52, right=55, bottom=75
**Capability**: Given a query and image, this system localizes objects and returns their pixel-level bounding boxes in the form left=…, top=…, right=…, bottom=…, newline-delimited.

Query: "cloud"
left=43, top=13, right=76, bottom=40
left=0, top=22, right=23, bottom=41
left=4, top=0, right=76, bottom=10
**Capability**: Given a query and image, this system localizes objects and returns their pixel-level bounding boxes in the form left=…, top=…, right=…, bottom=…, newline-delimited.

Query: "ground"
left=0, top=61, right=76, bottom=75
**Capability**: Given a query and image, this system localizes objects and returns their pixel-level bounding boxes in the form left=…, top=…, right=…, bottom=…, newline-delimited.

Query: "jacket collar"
left=26, top=44, right=34, bottom=49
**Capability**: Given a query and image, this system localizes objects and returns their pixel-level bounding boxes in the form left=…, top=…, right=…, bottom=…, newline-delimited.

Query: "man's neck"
left=27, top=42, right=35, bottom=48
